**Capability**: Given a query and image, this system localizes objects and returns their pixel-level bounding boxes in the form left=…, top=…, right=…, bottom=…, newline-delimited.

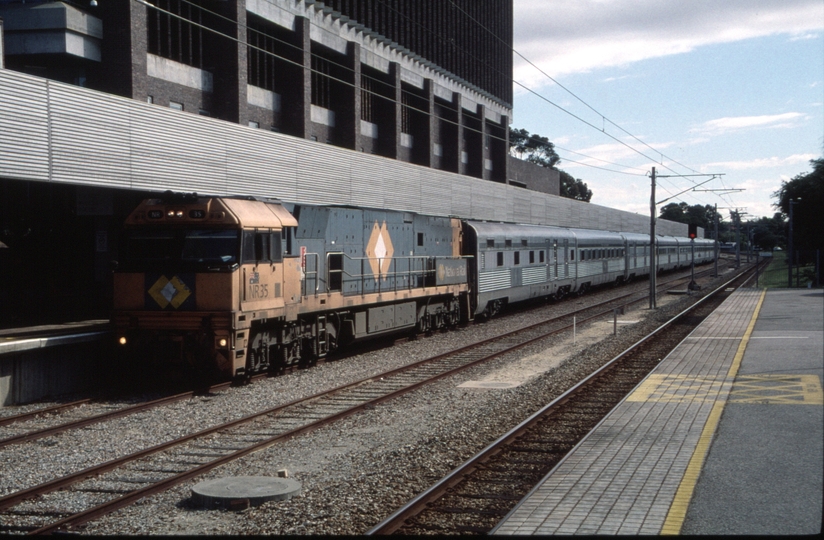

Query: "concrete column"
left=340, top=41, right=360, bottom=150
left=290, top=16, right=312, bottom=139
left=453, top=91, right=465, bottom=176
left=389, top=61, right=401, bottom=159
left=479, top=104, right=490, bottom=180
left=424, top=79, right=436, bottom=168
left=98, top=0, right=147, bottom=99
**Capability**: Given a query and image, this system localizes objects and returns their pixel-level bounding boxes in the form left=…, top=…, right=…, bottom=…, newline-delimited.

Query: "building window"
left=361, top=75, right=374, bottom=123
left=147, top=95, right=154, bottom=104
left=311, top=54, right=332, bottom=109
left=147, top=0, right=206, bottom=69
left=169, top=101, right=183, bottom=111
left=248, top=121, right=260, bottom=128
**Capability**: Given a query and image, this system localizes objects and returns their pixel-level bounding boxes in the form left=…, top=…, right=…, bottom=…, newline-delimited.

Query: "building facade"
left=0, top=0, right=513, bottom=182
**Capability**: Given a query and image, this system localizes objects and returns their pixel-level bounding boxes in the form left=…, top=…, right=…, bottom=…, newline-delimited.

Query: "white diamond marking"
left=161, top=281, right=178, bottom=303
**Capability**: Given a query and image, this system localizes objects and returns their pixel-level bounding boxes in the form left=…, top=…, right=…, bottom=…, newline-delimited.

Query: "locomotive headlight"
left=218, top=338, right=228, bottom=348
left=118, top=336, right=127, bottom=345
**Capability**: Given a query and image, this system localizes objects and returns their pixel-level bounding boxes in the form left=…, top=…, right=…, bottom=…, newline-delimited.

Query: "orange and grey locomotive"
left=112, top=193, right=471, bottom=380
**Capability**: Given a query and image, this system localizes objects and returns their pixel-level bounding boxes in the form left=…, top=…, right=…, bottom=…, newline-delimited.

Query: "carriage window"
left=514, top=252, right=520, bottom=265
left=521, top=239, right=528, bottom=247
left=540, top=251, right=545, bottom=263
left=529, top=251, right=535, bottom=263
left=571, top=249, right=575, bottom=260
left=497, top=252, right=504, bottom=266
left=487, top=239, right=495, bottom=248
left=505, top=239, right=512, bottom=247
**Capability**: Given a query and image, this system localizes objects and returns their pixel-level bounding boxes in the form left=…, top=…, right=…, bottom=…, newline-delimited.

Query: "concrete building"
left=0, top=1, right=692, bottom=328
left=0, top=0, right=513, bottom=182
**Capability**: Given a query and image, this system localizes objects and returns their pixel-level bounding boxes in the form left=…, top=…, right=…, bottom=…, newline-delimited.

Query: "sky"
left=510, top=0, right=824, bottom=221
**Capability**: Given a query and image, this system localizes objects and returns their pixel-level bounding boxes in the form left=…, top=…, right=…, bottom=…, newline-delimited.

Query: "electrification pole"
left=648, top=171, right=725, bottom=310
left=714, top=203, right=719, bottom=277
left=649, top=167, right=656, bottom=309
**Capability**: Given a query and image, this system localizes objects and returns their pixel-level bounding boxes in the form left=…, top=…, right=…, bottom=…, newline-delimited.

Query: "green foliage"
left=772, top=157, right=824, bottom=251
left=509, top=127, right=592, bottom=202
left=509, top=127, right=561, bottom=169
left=658, top=202, right=722, bottom=237
left=558, top=170, right=593, bottom=202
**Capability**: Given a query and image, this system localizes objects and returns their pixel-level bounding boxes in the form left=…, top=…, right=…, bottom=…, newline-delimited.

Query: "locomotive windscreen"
left=122, top=229, right=240, bottom=272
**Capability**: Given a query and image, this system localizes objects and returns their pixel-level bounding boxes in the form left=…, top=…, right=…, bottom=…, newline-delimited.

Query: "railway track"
left=0, top=261, right=743, bottom=534
left=366, top=264, right=760, bottom=535
left=0, top=261, right=730, bottom=447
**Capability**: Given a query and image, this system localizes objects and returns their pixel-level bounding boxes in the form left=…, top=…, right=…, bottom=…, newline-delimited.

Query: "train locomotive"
left=112, top=193, right=470, bottom=381
left=112, top=193, right=716, bottom=381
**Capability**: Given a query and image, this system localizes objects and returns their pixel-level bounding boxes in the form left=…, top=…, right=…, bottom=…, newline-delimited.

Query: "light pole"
left=788, top=198, right=801, bottom=288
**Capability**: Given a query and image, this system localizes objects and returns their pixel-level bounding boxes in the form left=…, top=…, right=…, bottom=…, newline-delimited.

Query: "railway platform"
left=492, top=288, right=823, bottom=535
left=0, top=320, right=110, bottom=406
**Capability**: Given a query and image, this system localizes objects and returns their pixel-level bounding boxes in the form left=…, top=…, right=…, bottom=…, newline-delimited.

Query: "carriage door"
left=563, top=239, right=569, bottom=278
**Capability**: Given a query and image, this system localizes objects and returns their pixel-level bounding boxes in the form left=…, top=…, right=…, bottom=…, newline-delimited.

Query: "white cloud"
left=690, top=113, right=806, bottom=136
left=514, top=0, right=824, bottom=86
left=703, top=153, right=817, bottom=170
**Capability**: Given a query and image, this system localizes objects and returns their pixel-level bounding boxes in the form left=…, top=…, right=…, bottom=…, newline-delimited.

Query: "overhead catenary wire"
left=444, top=0, right=737, bottom=210
left=136, top=0, right=730, bottom=209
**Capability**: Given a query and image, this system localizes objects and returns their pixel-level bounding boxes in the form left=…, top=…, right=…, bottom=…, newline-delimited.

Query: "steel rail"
left=366, top=265, right=756, bottom=535
left=0, top=262, right=740, bottom=533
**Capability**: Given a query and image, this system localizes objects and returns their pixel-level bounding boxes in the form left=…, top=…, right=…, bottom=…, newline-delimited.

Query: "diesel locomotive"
left=111, top=193, right=715, bottom=381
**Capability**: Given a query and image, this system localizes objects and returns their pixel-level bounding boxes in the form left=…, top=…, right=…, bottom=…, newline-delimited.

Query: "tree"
left=558, top=170, right=593, bottom=202
left=509, top=127, right=593, bottom=202
left=772, top=157, right=824, bottom=251
left=749, top=214, right=785, bottom=251
left=658, top=202, right=719, bottom=236
left=509, top=127, right=560, bottom=169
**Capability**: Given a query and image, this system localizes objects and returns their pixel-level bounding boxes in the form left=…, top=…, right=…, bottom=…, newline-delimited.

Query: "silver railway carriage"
left=463, top=220, right=716, bottom=318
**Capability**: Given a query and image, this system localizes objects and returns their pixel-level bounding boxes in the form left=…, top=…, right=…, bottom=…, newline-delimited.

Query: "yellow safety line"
left=661, top=289, right=766, bottom=535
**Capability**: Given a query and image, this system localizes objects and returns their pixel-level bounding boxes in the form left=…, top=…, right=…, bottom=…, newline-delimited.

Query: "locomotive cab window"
left=124, top=229, right=240, bottom=271
left=242, top=230, right=279, bottom=264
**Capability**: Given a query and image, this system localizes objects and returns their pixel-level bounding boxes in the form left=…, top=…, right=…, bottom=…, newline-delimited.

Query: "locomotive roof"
left=124, top=196, right=298, bottom=228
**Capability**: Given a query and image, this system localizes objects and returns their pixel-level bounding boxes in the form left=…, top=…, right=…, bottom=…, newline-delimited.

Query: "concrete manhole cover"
left=192, top=476, right=302, bottom=509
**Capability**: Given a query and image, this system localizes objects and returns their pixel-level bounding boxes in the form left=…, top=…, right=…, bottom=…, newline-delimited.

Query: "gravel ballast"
left=2, top=271, right=731, bottom=535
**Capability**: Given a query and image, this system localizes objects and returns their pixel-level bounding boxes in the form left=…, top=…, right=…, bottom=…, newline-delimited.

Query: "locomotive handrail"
left=300, top=251, right=471, bottom=297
